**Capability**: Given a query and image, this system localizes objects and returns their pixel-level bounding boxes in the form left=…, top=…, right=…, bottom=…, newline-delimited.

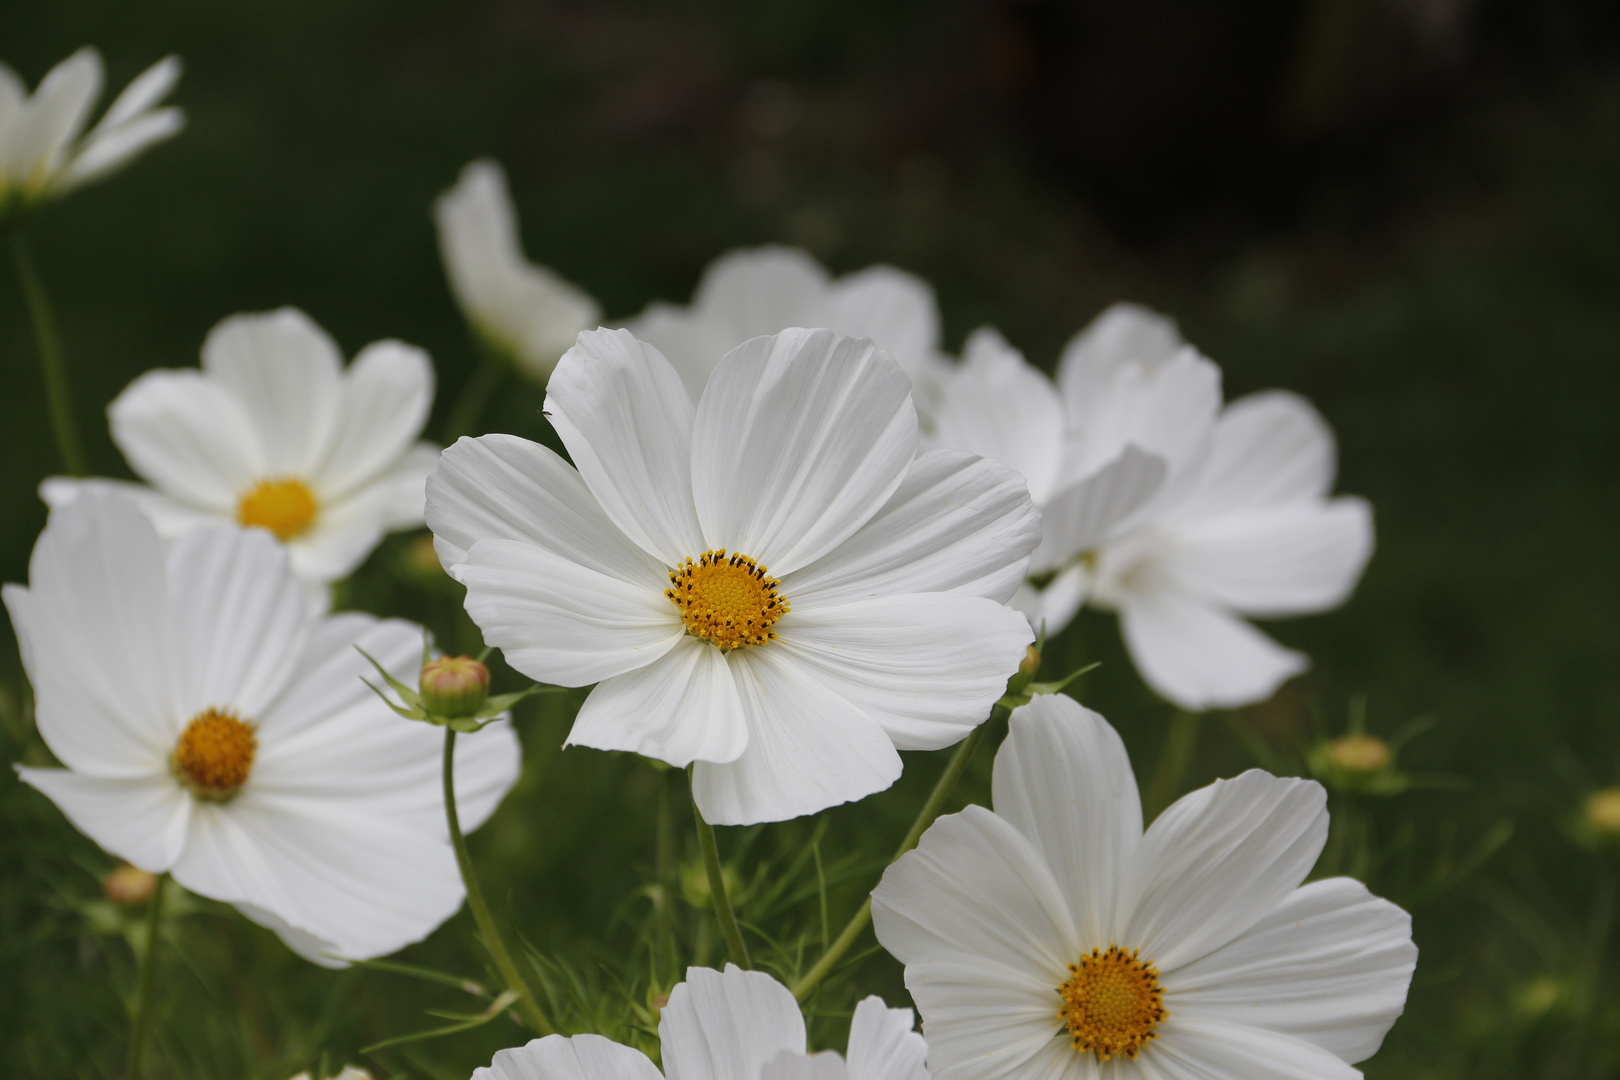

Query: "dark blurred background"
left=2, top=1, right=1618, bottom=1078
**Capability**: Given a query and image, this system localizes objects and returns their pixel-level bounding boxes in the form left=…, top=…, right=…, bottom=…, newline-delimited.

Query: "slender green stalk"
left=655, top=769, right=679, bottom=980
left=1142, top=710, right=1201, bottom=822
left=124, top=873, right=167, bottom=1080
left=791, top=705, right=1005, bottom=1002
left=10, top=229, right=86, bottom=475
left=689, top=768, right=750, bottom=969
left=444, top=729, right=553, bottom=1034
left=443, top=347, right=506, bottom=442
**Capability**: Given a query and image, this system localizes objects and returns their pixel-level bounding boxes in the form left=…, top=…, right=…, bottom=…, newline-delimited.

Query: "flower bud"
left=1585, top=788, right=1620, bottom=836
left=1006, top=644, right=1042, bottom=698
left=419, top=656, right=490, bottom=719
left=103, top=864, right=158, bottom=906
left=1326, top=734, right=1391, bottom=776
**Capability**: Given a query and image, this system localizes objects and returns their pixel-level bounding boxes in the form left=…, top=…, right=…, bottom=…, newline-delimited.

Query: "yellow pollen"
left=238, top=478, right=318, bottom=540
left=1057, top=944, right=1166, bottom=1062
left=171, top=708, right=258, bottom=801
left=665, top=549, right=788, bottom=650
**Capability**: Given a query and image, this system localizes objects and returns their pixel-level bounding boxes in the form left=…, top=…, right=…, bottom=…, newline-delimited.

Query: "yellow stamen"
left=238, top=478, right=318, bottom=541
left=665, top=549, right=788, bottom=650
left=1057, top=944, right=1166, bottom=1062
left=172, top=707, right=257, bottom=801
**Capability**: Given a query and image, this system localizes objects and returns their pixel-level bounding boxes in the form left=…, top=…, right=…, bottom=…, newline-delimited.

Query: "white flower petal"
left=1029, top=447, right=1168, bottom=574
left=474, top=1034, right=666, bottom=1080
left=253, top=614, right=519, bottom=835
left=9, top=48, right=101, bottom=183
left=845, top=996, right=928, bottom=1080
left=1147, top=1019, right=1361, bottom=1080
left=691, top=646, right=902, bottom=824
left=1121, top=771, right=1328, bottom=971
left=15, top=768, right=189, bottom=872
left=1165, top=392, right=1338, bottom=520
left=1158, top=500, right=1373, bottom=618
left=97, top=55, right=181, bottom=129
left=1117, top=590, right=1308, bottom=711
left=901, top=960, right=1084, bottom=1080
left=1167, top=876, right=1414, bottom=1063
left=8, top=493, right=183, bottom=774
left=994, top=696, right=1142, bottom=949
left=691, top=328, right=917, bottom=574
left=376, top=442, right=440, bottom=530
left=872, top=804, right=1078, bottom=972
left=39, top=476, right=224, bottom=535
left=772, top=593, right=1032, bottom=751
left=434, top=159, right=600, bottom=383
left=1056, top=303, right=1184, bottom=418
left=931, top=327, right=1065, bottom=502
left=624, top=301, right=733, bottom=401
left=1014, top=565, right=1090, bottom=638
left=167, top=525, right=308, bottom=719
left=426, top=433, right=668, bottom=584
left=545, top=328, right=706, bottom=565
left=566, top=636, right=748, bottom=766
left=283, top=484, right=390, bottom=584
left=828, top=265, right=941, bottom=377
left=1065, top=352, right=1220, bottom=495
left=784, top=449, right=1040, bottom=608
left=662, top=965, right=806, bottom=1080
left=455, top=537, right=683, bottom=687
left=173, top=793, right=465, bottom=963
left=312, top=339, right=435, bottom=502
left=61, top=106, right=184, bottom=190
left=109, top=368, right=261, bottom=510
left=200, top=308, right=344, bottom=477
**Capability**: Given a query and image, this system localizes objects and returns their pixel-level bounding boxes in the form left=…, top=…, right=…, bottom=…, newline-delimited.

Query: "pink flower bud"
left=104, top=864, right=158, bottom=906
left=419, top=656, right=490, bottom=719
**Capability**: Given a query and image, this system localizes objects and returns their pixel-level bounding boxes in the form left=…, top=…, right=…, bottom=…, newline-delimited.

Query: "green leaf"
left=360, top=990, right=519, bottom=1053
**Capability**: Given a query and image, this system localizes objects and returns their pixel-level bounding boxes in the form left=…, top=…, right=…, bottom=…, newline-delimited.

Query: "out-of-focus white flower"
left=0, top=48, right=183, bottom=217
left=7, top=494, right=521, bottom=964
left=624, top=245, right=952, bottom=407
left=435, top=158, right=600, bottom=384
left=42, top=307, right=439, bottom=588
left=872, top=693, right=1416, bottom=1080
left=289, top=1069, right=372, bottom=1080
left=474, top=965, right=929, bottom=1080
left=428, top=327, right=1037, bottom=824
left=930, top=304, right=1373, bottom=710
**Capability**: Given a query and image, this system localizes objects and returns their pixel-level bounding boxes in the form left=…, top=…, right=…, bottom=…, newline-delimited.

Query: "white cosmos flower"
left=872, top=693, right=1416, bottom=1080
left=473, top=965, right=929, bottom=1080
left=931, top=304, right=1373, bottom=711
left=6, top=494, right=521, bottom=964
left=41, top=307, right=440, bottom=589
left=435, top=158, right=601, bottom=384
left=0, top=48, right=183, bottom=216
left=427, top=326, right=1038, bottom=824
left=624, top=245, right=952, bottom=408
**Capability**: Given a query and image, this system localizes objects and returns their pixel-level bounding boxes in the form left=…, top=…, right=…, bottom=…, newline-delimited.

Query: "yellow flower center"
left=171, top=708, right=258, bottom=801
left=1057, top=945, right=1166, bottom=1062
left=238, top=478, right=318, bottom=540
left=665, top=549, right=788, bottom=650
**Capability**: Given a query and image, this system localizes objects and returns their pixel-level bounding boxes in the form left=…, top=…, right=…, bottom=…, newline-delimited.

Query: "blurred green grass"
left=1, top=2, right=1618, bottom=1078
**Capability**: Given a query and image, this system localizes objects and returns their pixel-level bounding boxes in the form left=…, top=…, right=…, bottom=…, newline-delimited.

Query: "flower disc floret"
left=238, top=477, right=319, bottom=540
left=171, top=707, right=257, bottom=800
left=1058, top=944, right=1165, bottom=1061
left=665, top=549, right=788, bottom=650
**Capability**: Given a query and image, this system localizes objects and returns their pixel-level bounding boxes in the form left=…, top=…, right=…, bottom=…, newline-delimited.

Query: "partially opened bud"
left=103, top=864, right=158, bottom=906
left=1586, top=788, right=1620, bottom=836
left=1006, top=644, right=1041, bottom=698
left=420, top=656, right=490, bottom=719
left=1327, top=734, right=1391, bottom=776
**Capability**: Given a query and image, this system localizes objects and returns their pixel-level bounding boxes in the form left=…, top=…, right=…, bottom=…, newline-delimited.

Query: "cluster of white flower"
left=5, top=47, right=1413, bottom=1080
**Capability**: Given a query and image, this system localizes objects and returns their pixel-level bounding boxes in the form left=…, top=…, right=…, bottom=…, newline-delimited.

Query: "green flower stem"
left=443, top=346, right=506, bottom=442
left=689, top=768, right=751, bottom=969
left=790, top=704, right=1006, bottom=1002
left=124, top=872, right=167, bottom=1080
left=10, top=229, right=86, bottom=476
left=443, top=729, right=552, bottom=1035
left=1142, top=710, right=1201, bottom=823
